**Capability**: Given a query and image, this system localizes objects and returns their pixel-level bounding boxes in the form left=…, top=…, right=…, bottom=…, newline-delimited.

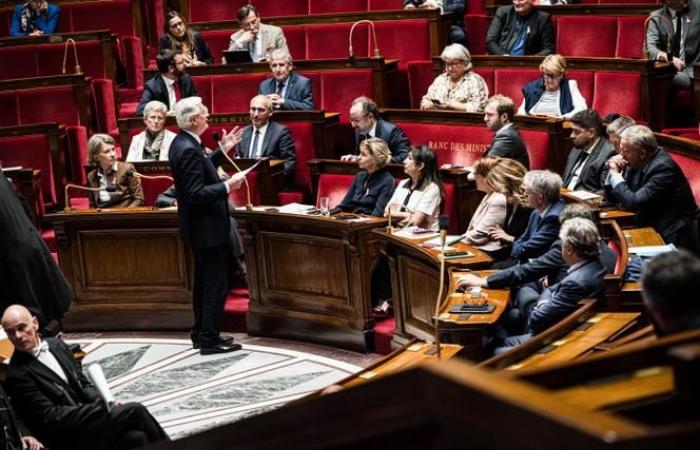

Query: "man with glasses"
left=258, top=49, right=313, bottom=110
left=483, top=95, right=530, bottom=169
left=235, top=95, right=296, bottom=189
left=228, top=4, right=289, bottom=62
left=485, top=0, right=555, bottom=56
left=341, top=96, right=410, bottom=164
left=136, top=49, right=196, bottom=116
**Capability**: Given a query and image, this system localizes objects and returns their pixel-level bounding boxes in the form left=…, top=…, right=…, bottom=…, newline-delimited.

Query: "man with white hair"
left=258, top=49, right=312, bottom=110
left=606, top=124, right=697, bottom=245
left=495, top=218, right=607, bottom=351
left=169, top=96, right=246, bottom=354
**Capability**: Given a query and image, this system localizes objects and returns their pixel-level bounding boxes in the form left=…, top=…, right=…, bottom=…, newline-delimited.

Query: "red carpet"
left=221, top=288, right=395, bottom=355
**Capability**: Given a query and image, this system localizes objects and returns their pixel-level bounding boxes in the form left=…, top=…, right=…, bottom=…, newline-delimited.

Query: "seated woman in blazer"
left=86, top=134, right=144, bottom=209
left=463, top=157, right=508, bottom=254
left=517, top=54, right=587, bottom=119
left=159, top=10, right=213, bottom=66
left=126, top=100, right=176, bottom=162
left=335, top=137, right=395, bottom=217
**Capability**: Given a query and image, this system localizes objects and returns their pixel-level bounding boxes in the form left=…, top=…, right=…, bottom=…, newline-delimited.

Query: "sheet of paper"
left=240, top=159, right=263, bottom=176
left=567, top=190, right=601, bottom=201
left=277, top=202, right=316, bottom=215
left=628, top=244, right=677, bottom=257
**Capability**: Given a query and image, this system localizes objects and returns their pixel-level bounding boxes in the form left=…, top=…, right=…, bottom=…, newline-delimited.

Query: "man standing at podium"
left=169, top=97, right=246, bottom=355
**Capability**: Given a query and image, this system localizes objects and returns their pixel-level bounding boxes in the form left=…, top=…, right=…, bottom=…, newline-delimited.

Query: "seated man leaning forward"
left=1, top=304, right=170, bottom=450
left=494, top=217, right=607, bottom=352
left=228, top=3, right=289, bottom=62
left=258, top=49, right=313, bottom=110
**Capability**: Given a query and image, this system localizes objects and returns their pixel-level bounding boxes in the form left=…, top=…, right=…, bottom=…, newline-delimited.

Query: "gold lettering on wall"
left=427, top=141, right=489, bottom=154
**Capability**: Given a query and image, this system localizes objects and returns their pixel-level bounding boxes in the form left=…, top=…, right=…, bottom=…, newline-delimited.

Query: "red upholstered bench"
left=310, top=0, right=368, bottom=14
left=199, top=30, right=235, bottom=65
left=464, top=14, right=489, bottom=55
left=616, top=16, right=646, bottom=59
left=369, top=0, right=403, bottom=10
left=210, top=73, right=267, bottom=113
left=375, top=20, right=431, bottom=70
left=669, top=152, right=700, bottom=205
left=407, top=61, right=435, bottom=109
left=493, top=69, right=540, bottom=106
left=320, top=69, right=374, bottom=123
left=397, top=122, right=493, bottom=167
left=316, top=173, right=355, bottom=209
left=140, top=173, right=175, bottom=206
left=555, top=16, right=617, bottom=58
left=190, top=0, right=309, bottom=23
left=230, top=171, right=262, bottom=207
left=592, top=72, right=641, bottom=120
left=307, top=23, right=368, bottom=60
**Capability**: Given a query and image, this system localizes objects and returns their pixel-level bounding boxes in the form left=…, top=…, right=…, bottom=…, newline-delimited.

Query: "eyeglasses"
left=169, top=20, right=185, bottom=29
left=349, top=114, right=369, bottom=125
left=443, top=61, right=465, bottom=68
left=543, top=73, right=562, bottom=80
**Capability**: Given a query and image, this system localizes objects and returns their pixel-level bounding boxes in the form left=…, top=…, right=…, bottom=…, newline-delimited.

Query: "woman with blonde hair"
left=517, top=54, right=586, bottom=118
left=420, top=43, right=489, bottom=112
left=335, top=137, right=395, bottom=216
left=86, top=134, right=144, bottom=208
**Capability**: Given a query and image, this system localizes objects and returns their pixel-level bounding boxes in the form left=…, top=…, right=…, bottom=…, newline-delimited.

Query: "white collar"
left=183, top=128, right=201, bottom=144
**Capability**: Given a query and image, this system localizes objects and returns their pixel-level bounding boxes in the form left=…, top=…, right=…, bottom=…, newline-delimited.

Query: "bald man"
left=1, top=305, right=170, bottom=450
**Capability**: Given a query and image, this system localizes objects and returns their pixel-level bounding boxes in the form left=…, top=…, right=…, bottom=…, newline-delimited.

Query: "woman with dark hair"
left=159, top=10, right=212, bottom=66
left=385, top=146, right=443, bottom=231
left=10, top=0, right=60, bottom=37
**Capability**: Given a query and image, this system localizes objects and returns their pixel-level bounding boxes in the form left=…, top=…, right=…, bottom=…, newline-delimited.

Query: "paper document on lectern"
left=277, top=202, right=316, bottom=214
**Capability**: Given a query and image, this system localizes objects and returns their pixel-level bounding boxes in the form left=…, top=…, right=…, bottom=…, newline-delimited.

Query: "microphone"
left=63, top=183, right=116, bottom=212
left=348, top=20, right=381, bottom=62
left=432, top=214, right=450, bottom=360
left=212, top=131, right=254, bottom=211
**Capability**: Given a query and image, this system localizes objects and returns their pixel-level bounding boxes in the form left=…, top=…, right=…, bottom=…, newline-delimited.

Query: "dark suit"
left=485, top=124, right=530, bottom=169
left=135, top=73, right=197, bottom=116
left=354, top=118, right=410, bottom=164
left=86, top=161, right=144, bottom=208
left=258, top=73, right=313, bottom=110
left=485, top=6, right=554, bottom=56
left=169, top=131, right=232, bottom=347
left=235, top=121, right=296, bottom=188
left=562, top=138, right=616, bottom=194
left=606, top=148, right=697, bottom=245
left=159, top=32, right=213, bottom=65
left=403, top=0, right=466, bottom=46
left=4, top=338, right=168, bottom=450
left=511, top=199, right=565, bottom=262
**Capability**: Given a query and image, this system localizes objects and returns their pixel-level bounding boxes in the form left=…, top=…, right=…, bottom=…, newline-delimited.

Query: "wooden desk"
left=375, top=230, right=496, bottom=359
left=46, top=207, right=193, bottom=331
left=623, top=227, right=665, bottom=247
left=232, top=209, right=387, bottom=352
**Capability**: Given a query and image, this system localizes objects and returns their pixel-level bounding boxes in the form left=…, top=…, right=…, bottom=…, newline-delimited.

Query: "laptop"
left=223, top=50, right=253, bottom=64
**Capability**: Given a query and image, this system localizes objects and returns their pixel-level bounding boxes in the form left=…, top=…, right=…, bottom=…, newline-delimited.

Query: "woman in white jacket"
left=126, top=100, right=176, bottom=162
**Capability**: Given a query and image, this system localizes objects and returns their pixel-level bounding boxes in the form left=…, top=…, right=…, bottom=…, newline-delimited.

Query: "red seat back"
left=36, top=41, right=107, bottom=80
left=190, top=0, right=238, bottom=23
left=62, top=0, right=135, bottom=37
left=520, top=130, right=551, bottom=170
left=473, top=68, right=494, bottom=95
left=407, top=61, right=435, bottom=109
left=225, top=0, right=308, bottom=20
left=0, top=92, right=19, bottom=127
left=616, top=16, right=646, bottom=59
left=565, top=70, right=595, bottom=106
left=592, top=72, right=641, bottom=120
left=375, top=20, right=431, bottom=70
left=140, top=173, right=174, bottom=206
left=0, top=47, right=40, bottom=80
left=321, top=70, right=374, bottom=122
left=191, top=76, right=214, bottom=112
left=369, top=0, right=403, bottom=10
left=309, top=0, right=368, bottom=14
left=306, top=23, right=367, bottom=59
left=465, top=14, right=489, bottom=55
left=494, top=69, right=539, bottom=106
left=230, top=171, right=261, bottom=206
left=669, top=152, right=700, bottom=205
left=0, top=133, right=58, bottom=205
left=210, top=74, right=266, bottom=113
left=200, top=30, right=235, bottom=64
left=19, top=86, right=82, bottom=126
left=282, top=121, right=316, bottom=193
left=297, top=71, right=322, bottom=109
left=281, top=25, right=307, bottom=61
left=443, top=182, right=459, bottom=234
left=316, top=173, right=355, bottom=208
left=556, top=16, right=617, bottom=57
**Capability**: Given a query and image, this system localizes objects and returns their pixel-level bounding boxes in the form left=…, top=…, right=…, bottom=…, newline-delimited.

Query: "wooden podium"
left=46, top=207, right=193, bottom=331
left=233, top=209, right=387, bottom=352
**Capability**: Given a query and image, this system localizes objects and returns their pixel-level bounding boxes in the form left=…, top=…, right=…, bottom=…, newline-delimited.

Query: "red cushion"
left=556, top=16, right=617, bottom=57
left=35, top=41, right=107, bottom=81
left=473, top=68, right=494, bottom=95
left=309, top=0, right=368, bottom=14
left=0, top=9, right=13, bottom=37
left=306, top=23, right=368, bottom=60
left=18, top=86, right=82, bottom=126
left=396, top=122, right=492, bottom=167
left=616, top=16, right=646, bottom=59
left=63, top=0, right=135, bottom=37
left=669, top=152, right=700, bottom=205
left=200, top=30, right=234, bottom=65
left=442, top=182, right=459, bottom=234
left=520, top=130, right=551, bottom=170
left=494, top=69, right=540, bottom=106
left=321, top=70, right=374, bottom=123
left=118, top=102, right=139, bottom=118
left=592, top=72, right=641, bottom=120
left=565, top=70, right=595, bottom=106
left=407, top=60, right=435, bottom=109
left=296, top=71, right=322, bottom=109
left=278, top=191, right=304, bottom=205
left=122, top=36, right=145, bottom=88
left=191, top=76, right=213, bottom=112
left=317, top=173, right=355, bottom=208
left=65, top=125, right=89, bottom=184
left=281, top=25, right=307, bottom=61
left=0, top=47, right=40, bottom=80
left=90, top=78, right=118, bottom=133
left=465, top=14, right=489, bottom=55
left=210, top=74, right=266, bottom=113
left=374, top=20, right=431, bottom=70
left=282, top=121, right=315, bottom=193
left=466, top=0, right=485, bottom=14
left=0, top=92, right=20, bottom=127
left=230, top=171, right=261, bottom=206
left=0, top=134, right=57, bottom=205
left=369, top=0, right=402, bottom=10
left=223, top=0, right=308, bottom=20
left=189, top=0, right=237, bottom=23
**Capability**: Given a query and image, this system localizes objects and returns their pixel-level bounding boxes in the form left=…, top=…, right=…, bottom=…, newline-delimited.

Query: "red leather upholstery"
left=466, top=0, right=486, bottom=14
left=307, top=23, right=367, bottom=60
left=230, top=171, right=261, bottom=206
left=320, top=69, right=373, bottom=122
left=464, top=14, right=489, bottom=55
left=396, top=122, right=492, bottom=167
left=556, top=16, right=617, bottom=57
left=211, top=74, right=266, bottom=113
left=189, top=0, right=238, bottom=23
left=0, top=133, right=58, bottom=206
left=494, top=69, right=539, bottom=106
left=316, top=173, right=355, bottom=208
left=616, top=16, right=646, bottom=59
left=90, top=78, right=118, bottom=134
left=407, top=60, right=434, bottom=108
left=375, top=20, right=431, bottom=70
left=122, top=36, right=144, bottom=88
left=592, top=72, right=641, bottom=120
left=669, top=152, right=700, bottom=205
left=0, top=47, right=40, bottom=80
left=310, top=0, right=368, bottom=14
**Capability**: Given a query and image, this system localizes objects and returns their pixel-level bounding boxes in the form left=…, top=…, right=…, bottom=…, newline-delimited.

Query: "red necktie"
left=173, top=81, right=182, bottom=101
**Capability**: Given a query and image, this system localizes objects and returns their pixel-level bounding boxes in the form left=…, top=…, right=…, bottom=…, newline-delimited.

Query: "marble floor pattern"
left=72, top=338, right=361, bottom=440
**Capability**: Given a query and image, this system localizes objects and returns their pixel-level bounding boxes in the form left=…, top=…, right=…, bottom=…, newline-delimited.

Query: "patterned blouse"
left=422, top=71, right=489, bottom=112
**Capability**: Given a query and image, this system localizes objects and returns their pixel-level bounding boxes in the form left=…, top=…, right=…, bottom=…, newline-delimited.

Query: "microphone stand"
left=63, top=184, right=112, bottom=213
left=431, top=215, right=450, bottom=360
left=212, top=132, right=254, bottom=211
left=348, top=20, right=381, bottom=63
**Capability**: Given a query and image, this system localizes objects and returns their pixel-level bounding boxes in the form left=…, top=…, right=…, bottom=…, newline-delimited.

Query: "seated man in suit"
left=493, top=170, right=565, bottom=268
left=136, top=49, right=197, bottom=116
left=258, top=49, right=313, bottom=110
left=234, top=95, right=296, bottom=189
left=1, top=304, right=170, bottom=450
left=483, top=95, right=530, bottom=169
left=606, top=115, right=636, bottom=154
left=485, top=0, right=554, bottom=56
left=562, top=109, right=616, bottom=194
left=0, top=382, right=44, bottom=450
left=605, top=124, right=697, bottom=246
left=495, top=217, right=607, bottom=351
left=340, top=96, right=410, bottom=164
left=228, top=4, right=289, bottom=62
left=645, top=0, right=699, bottom=90
left=641, top=250, right=700, bottom=335
left=404, top=0, right=467, bottom=47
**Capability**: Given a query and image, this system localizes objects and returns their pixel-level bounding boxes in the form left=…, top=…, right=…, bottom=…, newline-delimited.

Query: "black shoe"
left=192, top=336, right=235, bottom=350
left=200, top=343, right=242, bottom=355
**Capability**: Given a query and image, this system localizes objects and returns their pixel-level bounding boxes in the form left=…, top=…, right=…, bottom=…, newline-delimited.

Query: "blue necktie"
left=250, top=129, right=260, bottom=158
